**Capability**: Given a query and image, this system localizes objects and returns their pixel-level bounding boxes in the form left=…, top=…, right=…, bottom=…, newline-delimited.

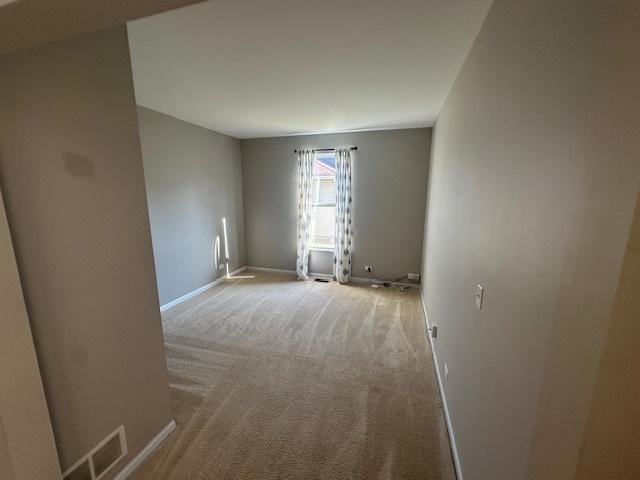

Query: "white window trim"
left=309, top=157, right=337, bottom=251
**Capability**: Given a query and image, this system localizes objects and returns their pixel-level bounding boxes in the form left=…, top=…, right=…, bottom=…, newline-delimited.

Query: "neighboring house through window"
left=310, top=152, right=336, bottom=250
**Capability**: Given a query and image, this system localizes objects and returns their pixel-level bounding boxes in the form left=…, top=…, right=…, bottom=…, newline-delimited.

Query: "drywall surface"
left=420, top=0, right=640, bottom=479
left=137, top=107, right=245, bottom=306
left=0, top=26, right=172, bottom=476
left=575, top=192, right=640, bottom=479
left=0, top=423, right=13, bottom=480
left=127, top=0, right=494, bottom=138
left=242, top=129, right=430, bottom=280
left=0, top=0, right=204, bottom=55
left=0, top=188, right=61, bottom=480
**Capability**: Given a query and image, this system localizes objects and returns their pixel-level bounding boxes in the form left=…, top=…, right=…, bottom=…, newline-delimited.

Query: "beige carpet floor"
left=131, top=270, right=456, bottom=480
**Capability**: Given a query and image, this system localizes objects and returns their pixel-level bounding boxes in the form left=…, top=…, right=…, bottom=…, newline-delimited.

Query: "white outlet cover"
left=444, top=362, right=449, bottom=380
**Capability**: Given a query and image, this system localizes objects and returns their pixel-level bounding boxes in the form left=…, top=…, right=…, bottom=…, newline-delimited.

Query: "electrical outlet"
left=364, top=265, right=372, bottom=272
left=408, top=273, right=420, bottom=281
left=476, top=284, right=484, bottom=310
left=444, top=362, right=449, bottom=380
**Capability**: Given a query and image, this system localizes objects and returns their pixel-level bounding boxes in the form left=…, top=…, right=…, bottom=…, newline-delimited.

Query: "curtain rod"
left=294, top=146, right=358, bottom=153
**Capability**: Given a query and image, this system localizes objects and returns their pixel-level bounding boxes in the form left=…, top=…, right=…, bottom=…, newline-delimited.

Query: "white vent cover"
left=63, top=426, right=128, bottom=480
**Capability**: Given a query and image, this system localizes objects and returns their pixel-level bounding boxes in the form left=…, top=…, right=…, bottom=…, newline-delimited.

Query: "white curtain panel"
left=296, top=150, right=314, bottom=280
left=333, top=148, right=353, bottom=284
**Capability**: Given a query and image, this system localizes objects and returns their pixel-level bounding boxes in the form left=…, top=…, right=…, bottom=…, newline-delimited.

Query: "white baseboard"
left=310, top=272, right=333, bottom=280
left=350, top=275, right=419, bottom=288
left=246, top=266, right=337, bottom=280
left=244, top=267, right=421, bottom=286
left=419, top=287, right=463, bottom=480
left=113, top=420, right=176, bottom=480
left=160, top=266, right=247, bottom=312
left=228, top=266, right=247, bottom=276
left=160, top=279, right=223, bottom=312
left=245, top=265, right=296, bottom=274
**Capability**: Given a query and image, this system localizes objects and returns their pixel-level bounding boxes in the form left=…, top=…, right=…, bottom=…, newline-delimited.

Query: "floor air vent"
left=63, top=426, right=127, bottom=480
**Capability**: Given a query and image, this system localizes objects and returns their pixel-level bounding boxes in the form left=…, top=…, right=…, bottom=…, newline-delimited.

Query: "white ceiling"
left=128, top=0, right=493, bottom=139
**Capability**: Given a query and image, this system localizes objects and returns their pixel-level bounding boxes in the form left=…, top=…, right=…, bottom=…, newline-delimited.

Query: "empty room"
left=0, top=1, right=638, bottom=480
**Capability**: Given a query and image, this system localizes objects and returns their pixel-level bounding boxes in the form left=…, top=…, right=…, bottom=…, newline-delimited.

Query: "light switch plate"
left=444, top=362, right=449, bottom=380
left=476, top=284, right=484, bottom=310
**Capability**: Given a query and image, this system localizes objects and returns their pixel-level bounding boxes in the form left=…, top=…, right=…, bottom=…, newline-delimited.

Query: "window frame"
left=309, top=153, right=337, bottom=252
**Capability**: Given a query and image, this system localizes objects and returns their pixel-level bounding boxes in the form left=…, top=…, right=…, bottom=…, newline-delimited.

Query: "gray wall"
left=0, top=188, right=61, bottom=480
left=0, top=0, right=204, bottom=56
left=137, top=107, right=245, bottom=306
left=421, top=0, right=640, bottom=479
left=575, top=193, right=640, bottom=480
left=0, top=26, right=172, bottom=476
left=242, top=129, right=430, bottom=280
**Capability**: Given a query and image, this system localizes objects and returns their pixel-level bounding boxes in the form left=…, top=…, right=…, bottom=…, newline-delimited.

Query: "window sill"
left=309, top=247, right=334, bottom=253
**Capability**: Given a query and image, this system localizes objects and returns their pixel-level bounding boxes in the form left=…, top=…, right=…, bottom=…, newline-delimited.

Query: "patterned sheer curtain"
left=296, top=150, right=314, bottom=280
left=333, top=148, right=353, bottom=284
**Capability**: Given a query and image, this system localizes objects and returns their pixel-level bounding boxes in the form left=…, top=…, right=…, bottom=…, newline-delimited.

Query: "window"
left=309, top=152, right=336, bottom=250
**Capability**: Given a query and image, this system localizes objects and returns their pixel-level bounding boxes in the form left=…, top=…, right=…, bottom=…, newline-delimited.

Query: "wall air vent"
left=63, top=425, right=128, bottom=480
